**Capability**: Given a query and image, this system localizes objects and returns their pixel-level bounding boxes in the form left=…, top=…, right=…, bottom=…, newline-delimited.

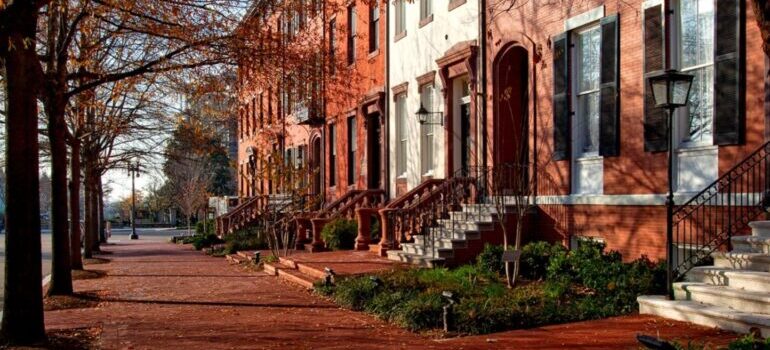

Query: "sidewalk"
left=44, top=240, right=738, bottom=349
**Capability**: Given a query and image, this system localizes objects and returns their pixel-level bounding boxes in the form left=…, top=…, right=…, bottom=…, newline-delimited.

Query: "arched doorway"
left=493, top=45, right=529, bottom=193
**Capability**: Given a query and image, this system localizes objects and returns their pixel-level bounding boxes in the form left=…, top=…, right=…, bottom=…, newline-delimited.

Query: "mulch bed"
left=44, top=291, right=108, bottom=312
left=0, top=326, right=101, bottom=350
left=72, top=270, right=107, bottom=281
left=83, top=258, right=110, bottom=265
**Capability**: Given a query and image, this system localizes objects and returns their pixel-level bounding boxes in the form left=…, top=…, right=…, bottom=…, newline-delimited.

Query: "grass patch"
left=317, top=241, right=666, bottom=335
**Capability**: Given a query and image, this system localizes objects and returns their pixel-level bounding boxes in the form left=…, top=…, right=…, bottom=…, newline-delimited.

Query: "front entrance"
left=312, top=137, right=322, bottom=196
left=367, top=113, right=382, bottom=189
left=493, top=45, right=529, bottom=167
left=460, top=102, right=471, bottom=176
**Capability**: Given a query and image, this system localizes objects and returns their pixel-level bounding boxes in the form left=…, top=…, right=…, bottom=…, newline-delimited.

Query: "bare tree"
left=169, top=156, right=211, bottom=235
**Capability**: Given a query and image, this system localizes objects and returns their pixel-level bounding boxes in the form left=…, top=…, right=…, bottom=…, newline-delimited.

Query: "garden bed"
left=315, top=241, right=666, bottom=336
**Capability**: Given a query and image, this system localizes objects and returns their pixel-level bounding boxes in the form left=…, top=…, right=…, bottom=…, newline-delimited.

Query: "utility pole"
left=128, top=161, right=140, bottom=240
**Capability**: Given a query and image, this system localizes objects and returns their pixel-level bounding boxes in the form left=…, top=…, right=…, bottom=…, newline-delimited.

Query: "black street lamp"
left=647, top=69, right=694, bottom=299
left=127, top=161, right=141, bottom=240
left=415, top=103, right=443, bottom=126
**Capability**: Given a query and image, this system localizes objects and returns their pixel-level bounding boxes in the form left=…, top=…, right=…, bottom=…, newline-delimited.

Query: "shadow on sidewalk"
left=79, top=295, right=336, bottom=310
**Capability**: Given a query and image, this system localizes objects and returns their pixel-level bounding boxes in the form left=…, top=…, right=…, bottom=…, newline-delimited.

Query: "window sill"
left=676, top=143, right=717, bottom=154
left=419, top=14, right=434, bottom=28
left=448, top=0, right=466, bottom=11
left=575, top=155, right=603, bottom=162
left=394, top=31, right=407, bottom=43
left=367, top=49, right=380, bottom=60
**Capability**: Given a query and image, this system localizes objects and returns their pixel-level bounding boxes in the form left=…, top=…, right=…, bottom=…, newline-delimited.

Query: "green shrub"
left=333, top=276, right=378, bottom=310
left=520, top=241, right=567, bottom=280
left=195, top=219, right=215, bottom=235
left=476, top=244, right=505, bottom=275
left=395, top=292, right=444, bottom=331
left=191, top=233, right=223, bottom=250
left=321, top=219, right=358, bottom=250
left=223, top=227, right=268, bottom=254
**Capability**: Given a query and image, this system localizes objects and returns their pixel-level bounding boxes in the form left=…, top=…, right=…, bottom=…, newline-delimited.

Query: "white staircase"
left=638, top=220, right=770, bottom=337
left=385, top=203, right=503, bottom=267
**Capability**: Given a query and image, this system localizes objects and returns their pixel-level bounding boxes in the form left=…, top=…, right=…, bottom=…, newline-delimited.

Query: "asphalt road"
left=0, top=227, right=188, bottom=308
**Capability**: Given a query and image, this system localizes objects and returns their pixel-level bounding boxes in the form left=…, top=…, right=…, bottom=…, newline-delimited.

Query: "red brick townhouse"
left=485, top=0, right=765, bottom=261
left=219, top=0, right=389, bottom=252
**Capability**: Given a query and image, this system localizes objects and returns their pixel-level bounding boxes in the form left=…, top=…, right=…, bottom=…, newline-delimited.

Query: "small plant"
left=195, top=219, right=215, bottom=236
left=320, top=219, right=357, bottom=250
left=191, top=233, right=223, bottom=250
left=223, top=227, right=268, bottom=254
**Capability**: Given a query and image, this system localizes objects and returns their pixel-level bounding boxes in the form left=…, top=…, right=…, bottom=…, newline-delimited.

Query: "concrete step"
left=414, top=235, right=468, bottom=250
left=733, top=235, right=770, bottom=254
left=237, top=250, right=258, bottom=262
left=688, top=266, right=770, bottom=293
left=714, top=252, right=770, bottom=272
left=386, top=250, right=446, bottom=268
left=749, top=221, right=770, bottom=238
left=449, top=211, right=496, bottom=222
left=400, top=242, right=454, bottom=259
left=674, top=282, right=770, bottom=315
left=427, top=227, right=481, bottom=241
left=276, top=268, right=316, bottom=290
left=437, top=219, right=493, bottom=232
left=638, top=295, right=770, bottom=337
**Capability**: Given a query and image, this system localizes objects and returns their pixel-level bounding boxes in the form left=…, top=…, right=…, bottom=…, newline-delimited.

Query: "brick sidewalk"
left=44, top=240, right=738, bottom=349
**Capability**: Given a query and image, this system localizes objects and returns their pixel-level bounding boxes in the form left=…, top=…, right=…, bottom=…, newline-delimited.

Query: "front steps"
left=263, top=256, right=323, bottom=290
left=386, top=203, right=510, bottom=267
left=639, top=220, right=770, bottom=337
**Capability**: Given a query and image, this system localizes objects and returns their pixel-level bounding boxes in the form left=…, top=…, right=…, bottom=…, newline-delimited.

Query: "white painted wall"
left=387, top=2, right=479, bottom=195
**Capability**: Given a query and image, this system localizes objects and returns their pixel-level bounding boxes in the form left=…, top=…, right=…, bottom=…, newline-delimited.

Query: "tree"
left=0, top=0, right=49, bottom=344
left=168, top=156, right=211, bottom=235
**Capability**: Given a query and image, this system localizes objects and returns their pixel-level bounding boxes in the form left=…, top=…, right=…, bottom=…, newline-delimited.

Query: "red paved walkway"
left=44, top=240, right=738, bottom=349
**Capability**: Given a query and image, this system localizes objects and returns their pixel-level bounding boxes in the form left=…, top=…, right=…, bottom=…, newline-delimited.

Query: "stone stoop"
left=262, top=258, right=323, bottom=290
left=638, top=220, right=770, bottom=337
left=386, top=203, right=511, bottom=268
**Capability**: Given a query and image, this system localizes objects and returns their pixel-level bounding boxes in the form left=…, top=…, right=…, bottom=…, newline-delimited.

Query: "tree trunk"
left=46, top=102, right=73, bottom=295
left=70, top=140, right=83, bottom=270
left=98, top=179, right=106, bottom=243
left=89, top=173, right=100, bottom=253
left=83, top=161, right=94, bottom=259
left=1, top=1, right=47, bottom=343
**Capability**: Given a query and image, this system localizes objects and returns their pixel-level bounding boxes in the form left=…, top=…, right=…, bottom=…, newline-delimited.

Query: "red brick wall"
left=486, top=1, right=766, bottom=260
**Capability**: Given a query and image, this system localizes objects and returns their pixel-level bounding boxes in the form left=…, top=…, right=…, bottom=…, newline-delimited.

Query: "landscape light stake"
left=442, top=291, right=456, bottom=333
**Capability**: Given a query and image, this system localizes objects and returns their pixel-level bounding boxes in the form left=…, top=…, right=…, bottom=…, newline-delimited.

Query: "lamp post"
left=127, top=161, right=141, bottom=240
left=415, top=104, right=443, bottom=126
left=647, top=69, right=694, bottom=299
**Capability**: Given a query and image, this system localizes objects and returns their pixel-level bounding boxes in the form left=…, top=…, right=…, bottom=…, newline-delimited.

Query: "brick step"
left=714, top=252, right=770, bottom=272
left=688, top=266, right=770, bottom=293
left=674, top=282, right=770, bottom=315
left=237, top=250, right=258, bottom=262
left=277, top=268, right=317, bottom=290
left=749, top=221, right=770, bottom=238
left=225, top=254, right=247, bottom=265
left=733, top=236, right=770, bottom=254
left=638, top=295, right=770, bottom=337
left=263, top=262, right=280, bottom=276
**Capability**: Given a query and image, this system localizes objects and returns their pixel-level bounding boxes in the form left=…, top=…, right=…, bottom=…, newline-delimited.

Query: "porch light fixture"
left=415, top=103, right=443, bottom=126
left=647, top=69, right=693, bottom=301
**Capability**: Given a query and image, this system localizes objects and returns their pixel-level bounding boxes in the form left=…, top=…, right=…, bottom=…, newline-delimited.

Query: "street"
left=0, top=227, right=187, bottom=308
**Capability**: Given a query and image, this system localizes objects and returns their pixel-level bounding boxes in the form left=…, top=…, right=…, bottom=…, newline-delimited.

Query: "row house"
left=224, top=0, right=770, bottom=333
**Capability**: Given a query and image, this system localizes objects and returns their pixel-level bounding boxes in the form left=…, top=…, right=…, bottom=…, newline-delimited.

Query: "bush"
left=195, top=219, right=215, bottom=236
left=520, top=241, right=567, bottom=280
left=223, top=227, right=268, bottom=254
left=321, top=219, right=358, bottom=250
left=190, top=233, right=223, bottom=250
left=476, top=244, right=505, bottom=276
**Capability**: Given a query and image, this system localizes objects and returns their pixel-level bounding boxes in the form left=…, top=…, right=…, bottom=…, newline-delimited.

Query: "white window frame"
left=394, top=0, right=406, bottom=36
left=570, top=22, right=604, bottom=195
left=396, top=94, right=407, bottom=177
left=420, top=84, right=435, bottom=176
left=420, top=0, right=432, bottom=21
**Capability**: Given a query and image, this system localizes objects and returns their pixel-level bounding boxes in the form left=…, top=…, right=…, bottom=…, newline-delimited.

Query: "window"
left=347, top=5, right=356, bottom=65
left=329, top=123, right=337, bottom=186
left=420, top=0, right=432, bottom=21
left=394, top=0, right=405, bottom=36
left=369, top=3, right=380, bottom=53
left=348, top=116, right=357, bottom=185
left=575, top=25, right=601, bottom=157
left=329, top=19, right=336, bottom=74
left=678, top=0, right=714, bottom=145
left=420, top=84, right=434, bottom=175
left=396, top=94, right=407, bottom=176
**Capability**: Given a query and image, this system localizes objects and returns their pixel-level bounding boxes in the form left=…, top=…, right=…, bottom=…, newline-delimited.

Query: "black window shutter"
left=552, top=32, right=570, bottom=161
left=599, top=14, right=620, bottom=157
left=713, top=0, right=745, bottom=146
left=643, top=4, right=668, bottom=152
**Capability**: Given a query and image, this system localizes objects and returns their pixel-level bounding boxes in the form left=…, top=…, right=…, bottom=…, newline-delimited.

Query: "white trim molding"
left=564, top=5, right=605, bottom=32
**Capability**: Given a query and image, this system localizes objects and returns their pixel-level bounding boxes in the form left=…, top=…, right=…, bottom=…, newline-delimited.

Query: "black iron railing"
left=671, top=141, right=770, bottom=282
